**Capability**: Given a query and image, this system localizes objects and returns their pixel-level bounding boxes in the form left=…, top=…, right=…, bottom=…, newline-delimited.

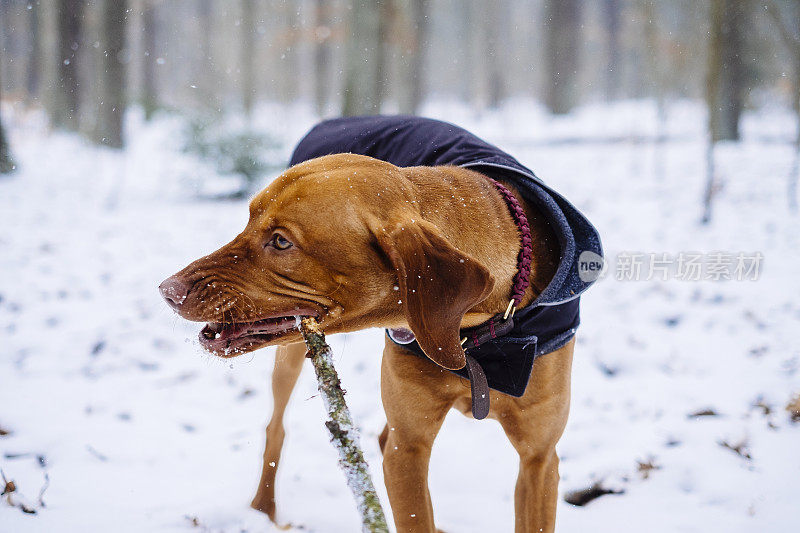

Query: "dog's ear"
left=374, top=219, right=494, bottom=370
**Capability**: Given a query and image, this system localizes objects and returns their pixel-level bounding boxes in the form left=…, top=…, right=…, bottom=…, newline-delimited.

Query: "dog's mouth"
left=198, top=311, right=317, bottom=357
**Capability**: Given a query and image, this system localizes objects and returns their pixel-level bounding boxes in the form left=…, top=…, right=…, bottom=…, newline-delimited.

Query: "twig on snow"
left=719, top=438, right=752, bottom=461
left=1, top=468, right=37, bottom=515
left=86, top=445, right=108, bottom=462
left=38, top=473, right=49, bottom=508
left=564, top=481, right=624, bottom=506
left=787, top=392, right=800, bottom=423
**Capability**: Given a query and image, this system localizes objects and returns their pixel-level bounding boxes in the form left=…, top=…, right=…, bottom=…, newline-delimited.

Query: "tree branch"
left=299, top=317, right=389, bottom=533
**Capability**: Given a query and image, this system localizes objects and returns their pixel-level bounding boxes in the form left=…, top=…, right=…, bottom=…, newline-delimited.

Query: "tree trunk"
left=54, top=0, right=84, bottom=131
left=239, top=0, right=256, bottom=117
left=790, top=61, right=800, bottom=212
left=240, top=1, right=255, bottom=113
left=469, top=0, right=490, bottom=111
left=313, top=0, right=333, bottom=117
left=374, top=1, right=389, bottom=109
left=240, top=0, right=256, bottom=117
left=703, top=0, right=720, bottom=223
left=764, top=0, right=800, bottom=211
left=457, top=1, right=471, bottom=103
left=277, top=0, right=299, bottom=104
left=642, top=0, right=667, bottom=181
left=707, top=0, right=744, bottom=142
left=93, top=0, right=127, bottom=148
left=397, top=0, right=430, bottom=115
left=544, top=0, right=580, bottom=114
left=486, top=1, right=506, bottom=109
left=141, top=0, right=158, bottom=120
left=26, top=0, right=42, bottom=105
left=703, top=0, right=746, bottom=223
left=0, top=62, right=16, bottom=174
left=39, top=0, right=58, bottom=121
left=701, top=139, right=716, bottom=224
left=342, top=0, right=385, bottom=116
left=0, top=1, right=16, bottom=95
left=602, top=0, right=621, bottom=101
left=408, top=0, right=429, bottom=114
left=197, top=0, right=218, bottom=110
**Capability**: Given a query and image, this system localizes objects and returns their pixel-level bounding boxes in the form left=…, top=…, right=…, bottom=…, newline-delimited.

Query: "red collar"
left=486, top=178, right=532, bottom=316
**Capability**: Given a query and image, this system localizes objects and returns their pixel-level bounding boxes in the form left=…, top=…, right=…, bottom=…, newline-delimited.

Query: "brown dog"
left=160, top=152, right=575, bottom=532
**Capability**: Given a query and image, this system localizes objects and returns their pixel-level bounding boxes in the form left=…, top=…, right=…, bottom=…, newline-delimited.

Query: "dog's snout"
left=159, top=276, right=191, bottom=309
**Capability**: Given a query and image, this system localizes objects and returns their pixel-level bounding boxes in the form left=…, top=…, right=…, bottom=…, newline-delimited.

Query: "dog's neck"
left=404, top=166, right=560, bottom=328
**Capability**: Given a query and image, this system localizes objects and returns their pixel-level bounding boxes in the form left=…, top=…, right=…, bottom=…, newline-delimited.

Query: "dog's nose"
left=159, top=276, right=191, bottom=309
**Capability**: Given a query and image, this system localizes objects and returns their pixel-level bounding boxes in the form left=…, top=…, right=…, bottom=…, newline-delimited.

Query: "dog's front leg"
left=498, top=339, right=575, bottom=533
left=251, top=342, right=306, bottom=521
left=508, top=447, right=561, bottom=533
left=381, top=341, right=457, bottom=532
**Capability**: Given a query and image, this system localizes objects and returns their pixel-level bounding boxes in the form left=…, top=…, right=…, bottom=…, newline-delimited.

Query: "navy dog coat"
left=290, top=116, right=603, bottom=399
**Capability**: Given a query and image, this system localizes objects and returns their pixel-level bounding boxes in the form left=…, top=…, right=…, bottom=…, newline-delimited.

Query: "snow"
left=1, top=100, right=799, bottom=532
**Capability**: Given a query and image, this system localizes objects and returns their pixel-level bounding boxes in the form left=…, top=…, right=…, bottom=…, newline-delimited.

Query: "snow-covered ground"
left=1, top=100, right=798, bottom=532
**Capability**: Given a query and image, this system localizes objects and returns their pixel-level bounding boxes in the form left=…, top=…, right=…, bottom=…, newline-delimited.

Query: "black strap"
left=463, top=315, right=514, bottom=350
left=465, top=354, right=490, bottom=419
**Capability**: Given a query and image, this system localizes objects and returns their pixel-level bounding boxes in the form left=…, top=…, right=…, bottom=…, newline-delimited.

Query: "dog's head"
left=160, top=154, right=493, bottom=369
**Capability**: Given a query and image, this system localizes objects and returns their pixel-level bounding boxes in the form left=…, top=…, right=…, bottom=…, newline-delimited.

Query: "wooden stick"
left=298, top=317, right=389, bottom=533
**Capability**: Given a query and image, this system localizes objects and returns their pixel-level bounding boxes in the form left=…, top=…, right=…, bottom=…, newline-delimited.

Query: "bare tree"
left=53, top=0, right=84, bottom=130
left=0, top=61, right=15, bottom=174
left=26, top=0, right=42, bottom=105
left=456, top=0, right=472, bottom=103
left=544, top=0, right=580, bottom=114
left=141, top=0, right=158, bottom=119
left=469, top=0, right=489, bottom=110
left=93, top=0, right=127, bottom=148
left=313, top=0, right=333, bottom=116
left=765, top=0, right=800, bottom=212
left=276, top=0, right=300, bottom=104
left=707, top=0, right=745, bottom=142
left=0, top=117, right=12, bottom=174
left=0, top=1, right=18, bottom=94
left=486, top=0, right=507, bottom=110
left=642, top=0, right=668, bottom=181
left=342, top=0, right=386, bottom=116
left=375, top=1, right=390, bottom=108
left=391, top=0, right=431, bottom=114
left=409, top=0, right=429, bottom=114
left=602, top=0, right=622, bottom=100
left=196, top=0, right=218, bottom=110
left=702, top=0, right=746, bottom=223
left=468, top=0, right=507, bottom=111
left=240, top=0, right=256, bottom=117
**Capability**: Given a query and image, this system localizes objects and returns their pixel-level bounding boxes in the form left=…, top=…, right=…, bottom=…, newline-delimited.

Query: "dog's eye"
left=268, top=234, right=293, bottom=250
